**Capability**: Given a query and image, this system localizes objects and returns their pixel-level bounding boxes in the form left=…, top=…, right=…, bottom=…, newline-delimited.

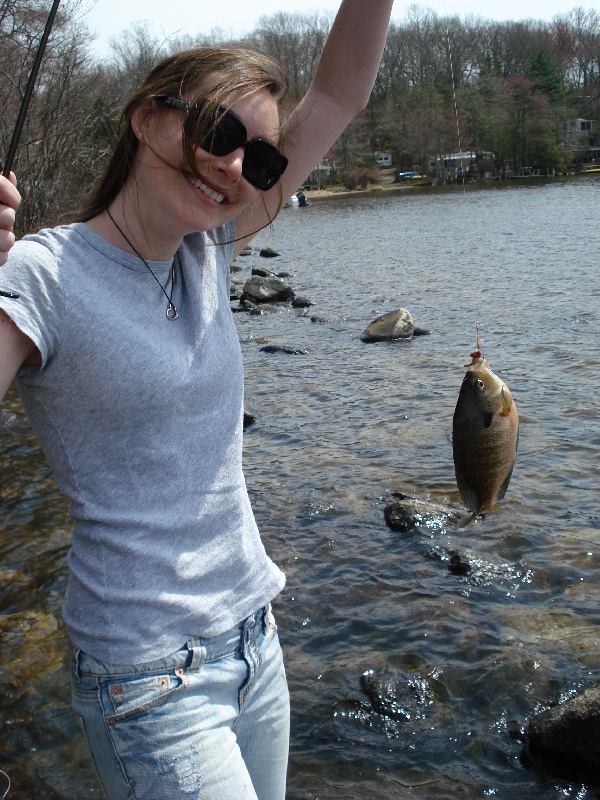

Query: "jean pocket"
left=103, top=671, right=186, bottom=725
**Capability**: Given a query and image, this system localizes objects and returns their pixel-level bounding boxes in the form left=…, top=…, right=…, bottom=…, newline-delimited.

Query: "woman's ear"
left=131, top=99, right=158, bottom=142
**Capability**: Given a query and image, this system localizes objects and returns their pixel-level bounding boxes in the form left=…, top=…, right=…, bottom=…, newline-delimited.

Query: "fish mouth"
left=465, top=349, right=484, bottom=369
left=185, top=173, right=228, bottom=204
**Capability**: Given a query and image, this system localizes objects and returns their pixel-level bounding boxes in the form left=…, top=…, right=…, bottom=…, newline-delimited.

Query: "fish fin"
left=496, top=466, right=514, bottom=501
left=483, top=412, right=493, bottom=428
left=456, top=480, right=481, bottom=513
left=500, top=386, right=513, bottom=415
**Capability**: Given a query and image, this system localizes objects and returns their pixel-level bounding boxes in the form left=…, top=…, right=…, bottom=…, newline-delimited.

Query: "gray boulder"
left=259, top=247, right=280, bottom=258
left=291, top=296, right=313, bottom=308
left=241, top=275, right=294, bottom=304
left=251, top=266, right=278, bottom=278
left=361, top=308, right=414, bottom=342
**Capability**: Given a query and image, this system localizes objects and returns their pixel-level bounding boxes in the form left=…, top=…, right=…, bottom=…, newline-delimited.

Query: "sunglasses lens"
left=188, top=104, right=246, bottom=156
left=243, top=141, right=288, bottom=191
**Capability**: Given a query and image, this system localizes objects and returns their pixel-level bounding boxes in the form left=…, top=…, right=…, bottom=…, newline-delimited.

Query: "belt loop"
left=242, top=609, right=254, bottom=634
left=186, top=637, right=206, bottom=672
left=263, top=602, right=275, bottom=633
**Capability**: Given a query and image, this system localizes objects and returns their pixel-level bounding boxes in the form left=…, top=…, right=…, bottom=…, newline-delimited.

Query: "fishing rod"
left=3, top=0, right=61, bottom=177
left=0, top=0, right=61, bottom=299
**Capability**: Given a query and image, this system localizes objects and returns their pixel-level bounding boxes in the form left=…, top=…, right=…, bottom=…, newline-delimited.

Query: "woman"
left=0, top=2, right=394, bottom=798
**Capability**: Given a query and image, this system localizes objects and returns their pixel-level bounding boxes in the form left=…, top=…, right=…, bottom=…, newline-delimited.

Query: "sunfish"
left=452, top=331, right=519, bottom=514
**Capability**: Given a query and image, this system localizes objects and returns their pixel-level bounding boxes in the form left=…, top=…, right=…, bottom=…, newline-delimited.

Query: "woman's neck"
left=86, top=191, right=183, bottom=262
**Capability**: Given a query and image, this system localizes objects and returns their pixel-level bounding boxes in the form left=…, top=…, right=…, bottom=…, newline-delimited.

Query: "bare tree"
left=246, top=11, right=332, bottom=102
left=0, top=0, right=105, bottom=234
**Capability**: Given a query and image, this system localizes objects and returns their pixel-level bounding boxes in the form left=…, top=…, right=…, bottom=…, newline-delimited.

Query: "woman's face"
left=130, top=87, right=281, bottom=238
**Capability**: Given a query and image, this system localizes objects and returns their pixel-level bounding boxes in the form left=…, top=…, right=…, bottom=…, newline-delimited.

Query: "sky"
left=80, top=0, right=597, bottom=59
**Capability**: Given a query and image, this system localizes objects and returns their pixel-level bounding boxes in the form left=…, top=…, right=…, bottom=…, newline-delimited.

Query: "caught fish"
left=452, top=328, right=519, bottom=514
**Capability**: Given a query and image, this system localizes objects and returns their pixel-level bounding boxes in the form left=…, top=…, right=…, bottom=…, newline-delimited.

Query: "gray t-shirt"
left=0, top=222, right=285, bottom=664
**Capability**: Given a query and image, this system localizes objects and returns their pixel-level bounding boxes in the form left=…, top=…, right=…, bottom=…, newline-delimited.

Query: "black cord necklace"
left=106, top=208, right=178, bottom=321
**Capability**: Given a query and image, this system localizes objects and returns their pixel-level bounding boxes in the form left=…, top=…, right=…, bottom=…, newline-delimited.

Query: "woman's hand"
left=0, top=172, right=21, bottom=266
left=234, top=0, right=395, bottom=254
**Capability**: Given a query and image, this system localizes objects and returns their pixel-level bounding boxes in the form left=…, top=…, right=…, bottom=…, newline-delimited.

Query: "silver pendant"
left=166, top=303, right=178, bottom=320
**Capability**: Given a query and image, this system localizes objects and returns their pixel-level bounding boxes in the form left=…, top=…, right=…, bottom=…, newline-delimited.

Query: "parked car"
left=395, top=170, right=420, bottom=182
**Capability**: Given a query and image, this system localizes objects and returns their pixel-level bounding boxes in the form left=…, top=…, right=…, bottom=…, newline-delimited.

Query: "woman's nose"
left=204, top=147, right=245, bottom=181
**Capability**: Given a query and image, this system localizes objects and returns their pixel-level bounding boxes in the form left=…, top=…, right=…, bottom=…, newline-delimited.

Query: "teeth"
left=188, top=176, right=225, bottom=204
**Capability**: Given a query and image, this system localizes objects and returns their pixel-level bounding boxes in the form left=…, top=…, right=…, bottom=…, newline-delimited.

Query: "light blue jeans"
left=71, top=605, right=290, bottom=800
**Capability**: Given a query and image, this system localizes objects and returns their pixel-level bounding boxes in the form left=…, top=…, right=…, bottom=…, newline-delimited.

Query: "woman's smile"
left=184, top=172, right=227, bottom=205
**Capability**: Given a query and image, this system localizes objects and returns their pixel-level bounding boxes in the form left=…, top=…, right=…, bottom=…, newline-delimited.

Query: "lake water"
left=1, top=175, right=599, bottom=799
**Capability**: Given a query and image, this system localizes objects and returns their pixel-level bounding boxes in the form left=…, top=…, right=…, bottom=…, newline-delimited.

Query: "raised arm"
left=235, top=0, right=395, bottom=251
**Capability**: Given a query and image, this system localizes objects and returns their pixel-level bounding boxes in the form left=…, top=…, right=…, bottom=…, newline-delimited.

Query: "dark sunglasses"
left=155, top=95, right=288, bottom=191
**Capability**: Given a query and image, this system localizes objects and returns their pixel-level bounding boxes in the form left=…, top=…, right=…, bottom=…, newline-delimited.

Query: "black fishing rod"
left=3, top=0, right=61, bottom=177
left=0, top=0, right=61, bottom=299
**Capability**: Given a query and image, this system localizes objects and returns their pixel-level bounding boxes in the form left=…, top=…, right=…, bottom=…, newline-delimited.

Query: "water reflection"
left=1, top=177, right=600, bottom=798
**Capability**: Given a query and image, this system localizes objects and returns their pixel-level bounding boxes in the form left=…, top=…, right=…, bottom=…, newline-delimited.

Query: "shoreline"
left=298, top=170, right=597, bottom=202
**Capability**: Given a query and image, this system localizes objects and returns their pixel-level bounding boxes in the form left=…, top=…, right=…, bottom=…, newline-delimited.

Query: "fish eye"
left=476, top=379, right=485, bottom=390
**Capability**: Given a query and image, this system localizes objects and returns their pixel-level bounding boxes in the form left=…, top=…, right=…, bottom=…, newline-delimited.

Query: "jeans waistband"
left=72, top=604, right=274, bottom=680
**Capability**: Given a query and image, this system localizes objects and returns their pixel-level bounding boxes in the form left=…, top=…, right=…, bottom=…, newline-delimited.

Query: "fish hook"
left=469, top=321, right=482, bottom=363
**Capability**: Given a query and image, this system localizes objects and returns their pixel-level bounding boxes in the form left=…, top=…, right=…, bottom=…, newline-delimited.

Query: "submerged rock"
left=260, top=345, right=308, bottom=355
left=384, top=493, right=462, bottom=534
left=259, top=246, right=280, bottom=258
left=251, top=266, right=278, bottom=278
left=230, top=276, right=246, bottom=300
left=524, top=683, right=600, bottom=782
left=360, top=668, right=435, bottom=722
left=0, top=409, right=30, bottom=434
left=361, top=308, right=414, bottom=342
left=291, top=296, right=313, bottom=308
left=247, top=303, right=283, bottom=315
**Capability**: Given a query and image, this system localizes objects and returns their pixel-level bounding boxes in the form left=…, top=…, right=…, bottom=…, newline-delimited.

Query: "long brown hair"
left=76, top=47, right=289, bottom=222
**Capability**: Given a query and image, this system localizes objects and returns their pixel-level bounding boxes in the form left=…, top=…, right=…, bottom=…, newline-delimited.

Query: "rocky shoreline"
left=231, top=246, right=430, bottom=340
left=231, top=243, right=600, bottom=794
left=383, top=490, right=600, bottom=789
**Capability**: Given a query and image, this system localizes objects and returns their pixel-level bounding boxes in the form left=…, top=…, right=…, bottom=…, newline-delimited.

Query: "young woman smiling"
left=0, top=2, right=395, bottom=798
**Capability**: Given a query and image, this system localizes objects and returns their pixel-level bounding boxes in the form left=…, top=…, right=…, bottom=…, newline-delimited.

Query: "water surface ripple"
left=1, top=176, right=599, bottom=798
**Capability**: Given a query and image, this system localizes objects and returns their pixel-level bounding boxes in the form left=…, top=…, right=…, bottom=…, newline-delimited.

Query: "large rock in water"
left=241, top=275, right=294, bottom=304
left=524, top=683, right=600, bottom=781
left=384, top=494, right=462, bottom=534
left=361, top=308, right=414, bottom=342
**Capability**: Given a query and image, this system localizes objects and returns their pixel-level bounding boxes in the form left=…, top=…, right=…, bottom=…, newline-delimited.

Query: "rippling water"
left=1, top=176, right=599, bottom=799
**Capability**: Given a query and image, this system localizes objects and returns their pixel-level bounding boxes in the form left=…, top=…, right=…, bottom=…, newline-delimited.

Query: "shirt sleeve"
left=0, top=237, right=64, bottom=369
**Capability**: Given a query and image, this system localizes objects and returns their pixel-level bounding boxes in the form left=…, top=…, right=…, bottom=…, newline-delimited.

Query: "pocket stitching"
left=104, top=671, right=187, bottom=725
